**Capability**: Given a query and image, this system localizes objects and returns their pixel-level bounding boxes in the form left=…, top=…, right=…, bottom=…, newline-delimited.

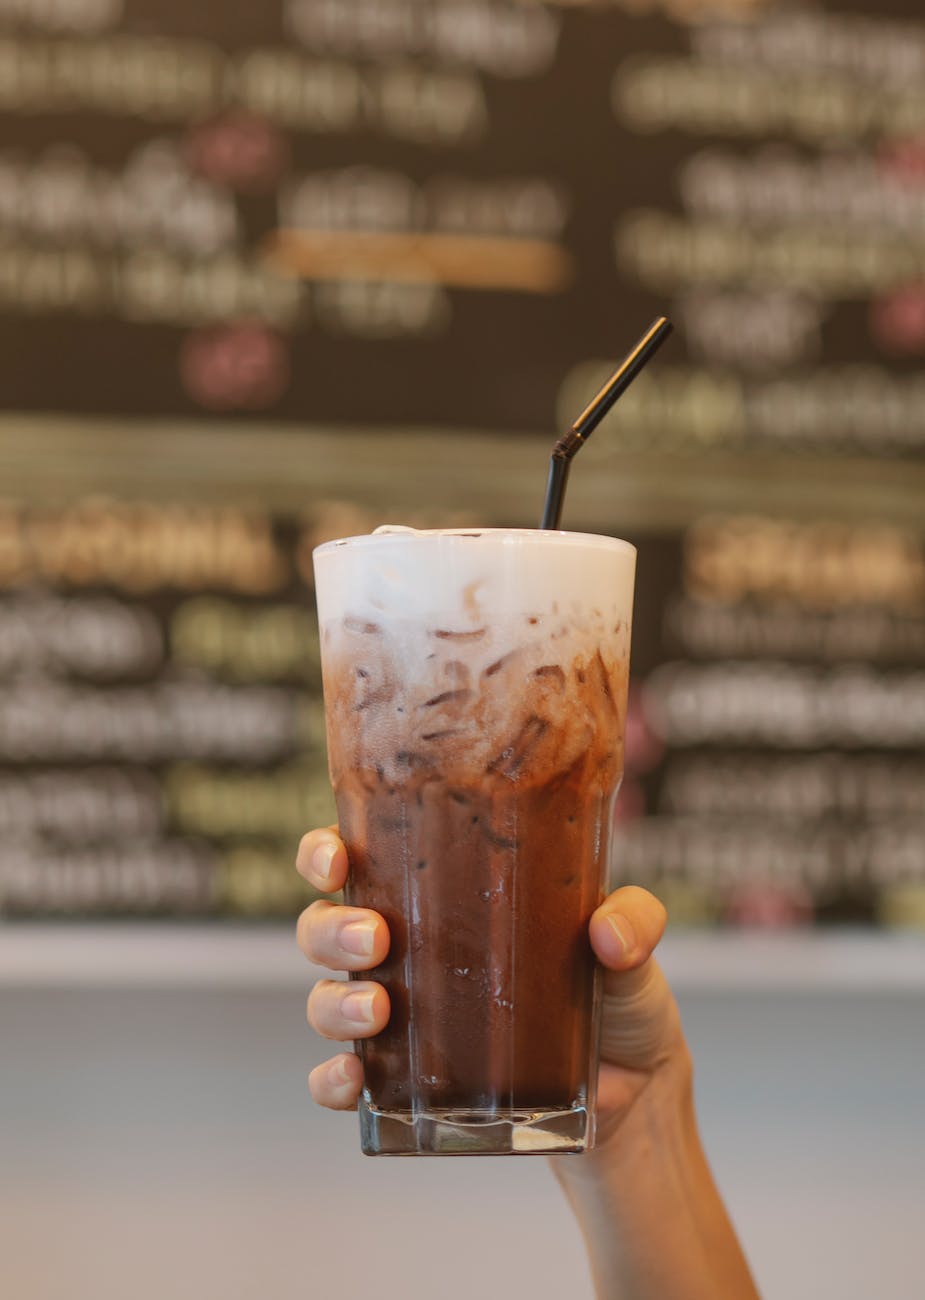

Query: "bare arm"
left=554, top=903, right=759, bottom=1300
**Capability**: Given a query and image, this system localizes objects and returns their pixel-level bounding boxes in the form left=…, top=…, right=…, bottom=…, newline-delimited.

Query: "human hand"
left=294, top=825, right=391, bottom=1109
left=295, top=825, right=682, bottom=1141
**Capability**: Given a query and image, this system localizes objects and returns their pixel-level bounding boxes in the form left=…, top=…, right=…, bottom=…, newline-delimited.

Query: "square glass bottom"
left=358, top=1098, right=594, bottom=1156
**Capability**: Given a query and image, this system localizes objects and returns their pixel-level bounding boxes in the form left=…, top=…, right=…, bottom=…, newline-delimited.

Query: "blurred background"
left=1, top=0, right=923, bottom=1296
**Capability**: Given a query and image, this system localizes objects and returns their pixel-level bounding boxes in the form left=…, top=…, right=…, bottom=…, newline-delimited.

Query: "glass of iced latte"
left=313, top=527, right=635, bottom=1155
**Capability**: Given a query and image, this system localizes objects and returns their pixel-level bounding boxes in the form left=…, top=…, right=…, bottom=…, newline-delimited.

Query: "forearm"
left=552, top=1053, right=759, bottom=1300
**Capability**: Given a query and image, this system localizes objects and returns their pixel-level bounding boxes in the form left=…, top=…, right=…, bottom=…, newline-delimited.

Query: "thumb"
left=589, top=887, right=681, bottom=1072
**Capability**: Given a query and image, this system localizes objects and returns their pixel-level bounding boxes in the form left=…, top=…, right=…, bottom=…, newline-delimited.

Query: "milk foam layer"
left=314, top=527, right=635, bottom=640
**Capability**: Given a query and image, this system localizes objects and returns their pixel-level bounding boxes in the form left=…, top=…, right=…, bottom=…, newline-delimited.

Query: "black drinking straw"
left=539, top=316, right=673, bottom=530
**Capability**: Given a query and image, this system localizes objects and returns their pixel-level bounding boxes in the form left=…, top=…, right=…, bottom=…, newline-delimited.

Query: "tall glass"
left=313, top=528, right=635, bottom=1155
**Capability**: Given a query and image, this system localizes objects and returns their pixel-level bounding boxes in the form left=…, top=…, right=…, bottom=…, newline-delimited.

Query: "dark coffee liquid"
left=324, top=618, right=626, bottom=1117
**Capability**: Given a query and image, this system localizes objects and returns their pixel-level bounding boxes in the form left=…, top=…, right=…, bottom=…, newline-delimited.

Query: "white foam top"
left=313, top=527, right=636, bottom=630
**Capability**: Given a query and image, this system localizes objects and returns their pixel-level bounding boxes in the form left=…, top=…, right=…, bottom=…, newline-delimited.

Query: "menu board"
left=0, top=499, right=329, bottom=917
left=622, top=517, right=925, bottom=927
left=1, top=495, right=922, bottom=925
left=0, top=0, right=922, bottom=450
left=1, top=0, right=923, bottom=925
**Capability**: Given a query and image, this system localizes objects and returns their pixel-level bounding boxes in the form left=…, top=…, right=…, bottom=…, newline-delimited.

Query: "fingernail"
left=327, top=1056, right=352, bottom=1088
left=607, top=914, right=636, bottom=958
left=311, top=841, right=336, bottom=883
left=339, top=919, right=376, bottom=957
left=342, top=990, right=376, bottom=1024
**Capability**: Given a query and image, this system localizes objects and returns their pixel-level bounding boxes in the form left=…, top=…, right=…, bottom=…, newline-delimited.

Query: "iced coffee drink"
left=313, top=528, right=635, bottom=1155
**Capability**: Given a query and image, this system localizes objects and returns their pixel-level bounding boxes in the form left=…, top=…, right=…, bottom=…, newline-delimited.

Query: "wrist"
left=554, top=1043, right=696, bottom=1204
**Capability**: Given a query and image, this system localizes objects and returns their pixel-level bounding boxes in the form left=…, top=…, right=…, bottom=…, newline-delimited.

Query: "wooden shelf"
left=2, top=414, right=923, bottom=531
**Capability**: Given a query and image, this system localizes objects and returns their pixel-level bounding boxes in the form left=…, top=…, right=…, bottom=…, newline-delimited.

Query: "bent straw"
left=539, top=316, right=673, bottom=530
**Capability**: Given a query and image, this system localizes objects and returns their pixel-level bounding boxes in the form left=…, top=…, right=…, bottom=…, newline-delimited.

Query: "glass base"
left=358, top=1098, right=594, bottom=1156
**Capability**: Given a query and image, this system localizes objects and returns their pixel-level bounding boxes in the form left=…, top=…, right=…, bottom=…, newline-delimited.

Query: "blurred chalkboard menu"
left=1, top=497, right=922, bottom=924
left=0, top=0, right=923, bottom=450
left=1, top=0, right=924, bottom=926
left=622, top=517, right=925, bottom=927
left=0, top=499, right=329, bottom=917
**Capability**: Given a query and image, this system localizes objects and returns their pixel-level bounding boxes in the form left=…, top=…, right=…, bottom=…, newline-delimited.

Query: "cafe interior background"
left=1, top=0, right=924, bottom=1296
